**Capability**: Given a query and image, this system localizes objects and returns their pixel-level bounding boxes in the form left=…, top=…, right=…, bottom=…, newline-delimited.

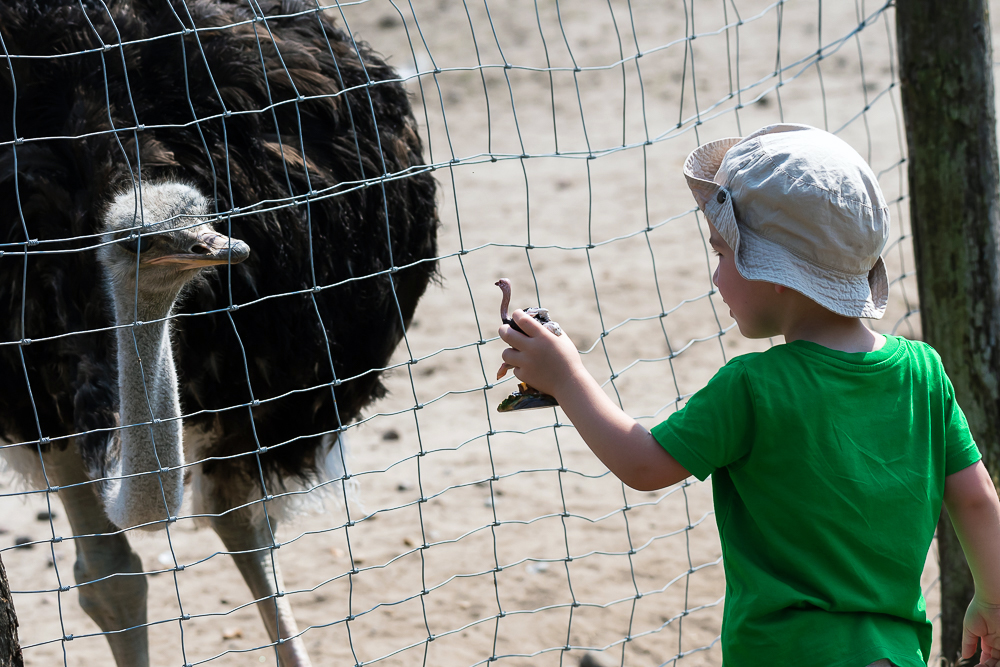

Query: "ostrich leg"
left=43, top=444, right=149, bottom=667
left=208, top=490, right=311, bottom=667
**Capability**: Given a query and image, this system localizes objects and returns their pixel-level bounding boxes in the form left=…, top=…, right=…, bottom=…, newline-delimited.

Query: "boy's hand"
left=498, top=309, right=583, bottom=399
left=963, top=596, right=1000, bottom=666
left=498, top=307, right=690, bottom=490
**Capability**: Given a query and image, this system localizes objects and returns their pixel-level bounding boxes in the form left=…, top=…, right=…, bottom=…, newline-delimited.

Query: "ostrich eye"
left=114, top=231, right=145, bottom=254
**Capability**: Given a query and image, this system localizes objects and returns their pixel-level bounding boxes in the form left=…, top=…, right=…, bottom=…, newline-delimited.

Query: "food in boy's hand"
left=495, top=278, right=562, bottom=412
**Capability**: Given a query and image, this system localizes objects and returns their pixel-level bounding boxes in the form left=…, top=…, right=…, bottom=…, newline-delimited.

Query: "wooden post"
left=0, top=554, right=23, bottom=667
left=896, top=1, right=1000, bottom=664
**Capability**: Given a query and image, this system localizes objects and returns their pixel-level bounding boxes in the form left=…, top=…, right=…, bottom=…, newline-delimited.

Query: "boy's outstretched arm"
left=944, top=460, right=1000, bottom=666
left=499, top=309, right=690, bottom=491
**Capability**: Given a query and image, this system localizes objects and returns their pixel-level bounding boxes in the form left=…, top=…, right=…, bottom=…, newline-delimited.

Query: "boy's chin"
left=735, top=320, right=777, bottom=340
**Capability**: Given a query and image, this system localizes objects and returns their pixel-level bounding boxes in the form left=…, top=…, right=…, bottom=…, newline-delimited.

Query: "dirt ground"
left=1, top=1, right=975, bottom=665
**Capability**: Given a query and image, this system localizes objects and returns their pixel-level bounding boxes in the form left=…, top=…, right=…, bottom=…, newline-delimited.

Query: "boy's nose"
left=713, top=265, right=720, bottom=287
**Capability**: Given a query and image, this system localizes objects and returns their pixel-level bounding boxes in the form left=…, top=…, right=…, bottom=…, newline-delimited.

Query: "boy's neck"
left=780, top=305, right=886, bottom=353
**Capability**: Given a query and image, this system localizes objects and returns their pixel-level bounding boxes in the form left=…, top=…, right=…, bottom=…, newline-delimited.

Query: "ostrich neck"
left=104, top=279, right=186, bottom=530
left=112, top=285, right=182, bottom=427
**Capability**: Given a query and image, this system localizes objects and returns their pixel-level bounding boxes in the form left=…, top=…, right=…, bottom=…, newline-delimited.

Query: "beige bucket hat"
left=684, top=123, right=890, bottom=319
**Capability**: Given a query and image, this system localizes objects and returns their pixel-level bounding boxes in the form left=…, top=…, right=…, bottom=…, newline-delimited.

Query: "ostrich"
left=0, top=1, right=438, bottom=666
left=494, top=278, right=562, bottom=412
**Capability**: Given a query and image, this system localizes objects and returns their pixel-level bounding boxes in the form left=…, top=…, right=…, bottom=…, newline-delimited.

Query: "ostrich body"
left=0, top=2, right=438, bottom=666
left=494, top=278, right=562, bottom=412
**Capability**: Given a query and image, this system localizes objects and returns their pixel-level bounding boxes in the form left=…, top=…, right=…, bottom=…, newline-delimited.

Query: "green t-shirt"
left=650, top=335, right=980, bottom=667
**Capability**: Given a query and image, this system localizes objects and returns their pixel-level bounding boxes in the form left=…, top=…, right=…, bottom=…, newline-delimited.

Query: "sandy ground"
left=0, top=1, right=975, bottom=665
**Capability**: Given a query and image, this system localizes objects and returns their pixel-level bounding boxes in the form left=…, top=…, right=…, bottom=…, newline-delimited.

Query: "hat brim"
left=737, top=226, right=889, bottom=319
left=683, top=137, right=742, bottom=210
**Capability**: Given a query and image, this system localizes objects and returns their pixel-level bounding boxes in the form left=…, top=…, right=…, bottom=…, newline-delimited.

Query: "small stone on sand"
left=579, top=653, right=613, bottom=667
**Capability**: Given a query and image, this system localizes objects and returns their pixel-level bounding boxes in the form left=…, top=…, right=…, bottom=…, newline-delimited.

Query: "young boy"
left=498, top=124, right=1000, bottom=666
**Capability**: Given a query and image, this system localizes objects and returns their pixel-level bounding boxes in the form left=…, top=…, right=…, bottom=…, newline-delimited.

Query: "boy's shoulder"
left=719, top=335, right=944, bottom=373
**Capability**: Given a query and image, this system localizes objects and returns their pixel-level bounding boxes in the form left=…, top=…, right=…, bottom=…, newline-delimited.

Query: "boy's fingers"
left=962, top=626, right=980, bottom=659
left=511, top=309, right=548, bottom=336
left=498, top=323, right=526, bottom=346
left=501, top=347, right=520, bottom=366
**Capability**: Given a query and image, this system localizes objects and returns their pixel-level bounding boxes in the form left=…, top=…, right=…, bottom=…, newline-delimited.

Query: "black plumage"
left=0, top=0, right=438, bottom=489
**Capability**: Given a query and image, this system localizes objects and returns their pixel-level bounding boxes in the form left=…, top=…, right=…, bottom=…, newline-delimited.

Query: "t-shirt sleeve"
left=650, top=359, right=755, bottom=481
left=941, top=370, right=981, bottom=476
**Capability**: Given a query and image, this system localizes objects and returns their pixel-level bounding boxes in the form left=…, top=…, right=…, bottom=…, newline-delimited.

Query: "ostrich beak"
left=143, top=231, right=251, bottom=268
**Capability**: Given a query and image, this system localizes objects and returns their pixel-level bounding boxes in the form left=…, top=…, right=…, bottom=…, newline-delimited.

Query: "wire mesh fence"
left=0, top=1, right=936, bottom=665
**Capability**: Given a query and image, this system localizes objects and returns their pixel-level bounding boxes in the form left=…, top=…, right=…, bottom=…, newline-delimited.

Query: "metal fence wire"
left=0, top=1, right=925, bottom=665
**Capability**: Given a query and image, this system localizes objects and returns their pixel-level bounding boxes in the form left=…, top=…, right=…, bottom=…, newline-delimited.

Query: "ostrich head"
left=98, top=182, right=250, bottom=299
